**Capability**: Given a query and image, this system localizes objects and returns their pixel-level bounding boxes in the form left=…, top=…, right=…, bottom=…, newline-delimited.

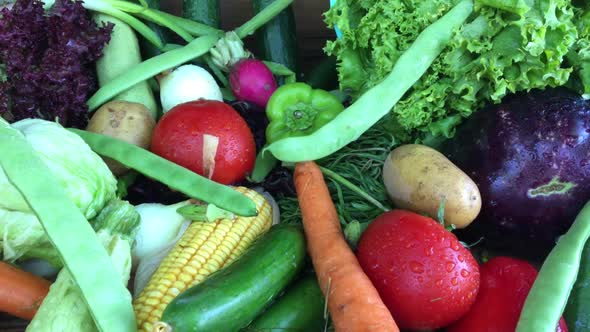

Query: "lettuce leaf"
left=325, top=0, right=579, bottom=141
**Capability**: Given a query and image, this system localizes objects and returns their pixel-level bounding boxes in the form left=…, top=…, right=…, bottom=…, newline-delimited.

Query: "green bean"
left=156, top=10, right=224, bottom=37
left=80, top=0, right=164, bottom=49
left=0, top=119, right=135, bottom=332
left=93, top=13, right=159, bottom=118
left=235, top=0, right=294, bottom=39
left=87, top=34, right=218, bottom=111
left=263, top=0, right=473, bottom=162
left=516, top=200, right=590, bottom=332
left=109, top=0, right=194, bottom=43
left=69, top=129, right=258, bottom=217
left=565, top=238, right=590, bottom=332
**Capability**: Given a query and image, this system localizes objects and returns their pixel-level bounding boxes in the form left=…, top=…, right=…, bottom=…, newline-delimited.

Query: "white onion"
left=132, top=200, right=190, bottom=267
left=159, top=64, right=223, bottom=113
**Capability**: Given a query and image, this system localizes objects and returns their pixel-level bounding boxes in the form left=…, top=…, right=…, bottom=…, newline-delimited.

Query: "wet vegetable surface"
left=441, top=88, right=590, bottom=254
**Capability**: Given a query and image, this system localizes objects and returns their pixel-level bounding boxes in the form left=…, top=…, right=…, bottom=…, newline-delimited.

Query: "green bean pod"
left=565, top=238, right=590, bottom=332
left=0, top=119, right=136, bottom=332
left=93, top=13, right=159, bottom=118
left=69, top=129, right=258, bottom=217
left=516, top=200, right=590, bottom=332
left=87, top=34, right=219, bottom=111
left=263, top=0, right=473, bottom=162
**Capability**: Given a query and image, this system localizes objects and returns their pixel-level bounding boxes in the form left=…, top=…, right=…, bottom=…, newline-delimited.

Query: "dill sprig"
left=277, top=121, right=398, bottom=226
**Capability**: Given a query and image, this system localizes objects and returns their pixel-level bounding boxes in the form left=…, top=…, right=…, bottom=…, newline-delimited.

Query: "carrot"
left=0, top=261, right=51, bottom=320
left=294, top=161, right=400, bottom=332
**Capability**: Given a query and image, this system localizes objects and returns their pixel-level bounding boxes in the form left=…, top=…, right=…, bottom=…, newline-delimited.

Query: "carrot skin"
left=294, top=161, right=399, bottom=332
left=0, top=261, right=51, bottom=320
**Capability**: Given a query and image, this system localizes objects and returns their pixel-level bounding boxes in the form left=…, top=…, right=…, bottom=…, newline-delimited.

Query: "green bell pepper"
left=265, top=82, right=344, bottom=143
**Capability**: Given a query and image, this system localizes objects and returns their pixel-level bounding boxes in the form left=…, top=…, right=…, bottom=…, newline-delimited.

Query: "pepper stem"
left=285, top=102, right=317, bottom=131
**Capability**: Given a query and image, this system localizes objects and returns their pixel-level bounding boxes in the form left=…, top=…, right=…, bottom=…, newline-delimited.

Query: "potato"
left=382, top=144, right=481, bottom=229
left=86, top=100, right=156, bottom=176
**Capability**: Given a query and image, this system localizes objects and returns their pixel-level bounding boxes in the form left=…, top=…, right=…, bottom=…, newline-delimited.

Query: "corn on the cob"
left=133, top=187, right=273, bottom=332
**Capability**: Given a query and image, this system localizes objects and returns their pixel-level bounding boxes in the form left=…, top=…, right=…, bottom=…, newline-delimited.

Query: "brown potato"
left=382, top=144, right=481, bottom=229
left=87, top=100, right=156, bottom=176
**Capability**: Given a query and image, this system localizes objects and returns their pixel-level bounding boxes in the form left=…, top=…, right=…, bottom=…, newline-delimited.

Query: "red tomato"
left=151, top=100, right=256, bottom=185
left=447, top=256, right=568, bottom=332
left=356, top=210, right=480, bottom=331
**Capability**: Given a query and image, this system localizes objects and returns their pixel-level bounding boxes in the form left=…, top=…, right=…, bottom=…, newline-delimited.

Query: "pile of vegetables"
left=3, top=0, right=590, bottom=331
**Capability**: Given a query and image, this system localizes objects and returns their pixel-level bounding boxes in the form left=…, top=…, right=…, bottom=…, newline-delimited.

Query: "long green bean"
left=87, top=34, right=218, bottom=111
left=0, top=119, right=136, bottom=332
left=70, top=129, right=258, bottom=217
left=157, top=10, right=224, bottom=37
left=235, top=0, right=294, bottom=39
left=263, top=0, right=473, bottom=162
left=109, top=0, right=194, bottom=43
left=516, top=200, right=590, bottom=332
left=83, top=0, right=164, bottom=49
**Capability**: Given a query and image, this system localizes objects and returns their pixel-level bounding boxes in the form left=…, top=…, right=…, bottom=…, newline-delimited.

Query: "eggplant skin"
left=440, top=88, right=590, bottom=252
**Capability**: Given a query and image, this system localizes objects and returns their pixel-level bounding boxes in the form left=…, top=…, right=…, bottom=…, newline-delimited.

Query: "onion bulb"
left=159, top=64, right=223, bottom=113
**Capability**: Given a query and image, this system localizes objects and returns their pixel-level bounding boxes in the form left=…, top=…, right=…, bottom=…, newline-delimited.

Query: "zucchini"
left=134, top=0, right=169, bottom=59
left=183, top=0, right=220, bottom=28
left=252, top=0, right=298, bottom=76
left=565, top=239, right=590, bottom=331
left=159, top=224, right=306, bottom=332
left=245, top=274, right=326, bottom=332
left=93, top=14, right=158, bottom=118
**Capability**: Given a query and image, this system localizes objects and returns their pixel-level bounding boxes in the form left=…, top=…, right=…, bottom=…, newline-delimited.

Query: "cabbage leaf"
left=0, top=119, right=117, bottom=264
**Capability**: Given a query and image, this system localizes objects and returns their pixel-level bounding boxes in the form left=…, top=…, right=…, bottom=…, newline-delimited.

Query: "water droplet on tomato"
left=424, top=247, right=434, bottom=256
left=409, top=261, right=424, bottom=274
left=450, top=242, right=461, bottom=251
left=435, top=279, right=444, bottom=287
left=451, top=277, right=458, bottom=286
left=405, top=241, right=416, bottom=249
left=417, top=276, right=424, bottom=283
left=460, top=269, right=470, bottom=277
left=457, top=255, right=465, bottom=262
left=445, top=262, right=456, bottom=272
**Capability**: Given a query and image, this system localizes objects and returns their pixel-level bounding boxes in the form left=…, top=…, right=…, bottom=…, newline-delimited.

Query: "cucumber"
left=565, top=239, right=590, bottom=331
left=252, top=0, right=298, bottom=76
left=245, top=274, right=326, bottom=332
left=134, top=0, right=169, bottom=59
left=183, top=0, right=220, bottom=28
left=160, top=224, right=306, bottom=332
left=93, top=14, right=158, bottom=118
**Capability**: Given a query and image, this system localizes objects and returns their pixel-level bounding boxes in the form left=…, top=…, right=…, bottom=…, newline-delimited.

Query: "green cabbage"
left=27, top=199, right=139, bottom=332
left=324, top=0, right=582, bottom=141
left=0, top=119, right=117, bottom=264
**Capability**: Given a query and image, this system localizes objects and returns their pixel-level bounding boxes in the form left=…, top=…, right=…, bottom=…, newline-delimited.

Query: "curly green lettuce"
left=325, top=0, right=579, bottom=141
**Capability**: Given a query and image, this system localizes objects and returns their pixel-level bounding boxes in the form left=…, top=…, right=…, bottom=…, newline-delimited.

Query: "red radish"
left=151, top=100, right=256, bottom=185
left=229, top=59, right=277, bottom=109
left=356, top=210, right=480, bottom=331
left=447, top=256, right=568, bottom=332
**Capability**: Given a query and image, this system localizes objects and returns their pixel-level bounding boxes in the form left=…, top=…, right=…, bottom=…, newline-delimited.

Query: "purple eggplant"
left=439, top=88, right=590, bottom=254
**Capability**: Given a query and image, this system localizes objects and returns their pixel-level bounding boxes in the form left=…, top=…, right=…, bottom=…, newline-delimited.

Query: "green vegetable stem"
left=263, top=0, right=474, bottom=162
left=0, top=118, right=136, bottom=332
left=69, top=129, right=258, bottom=217
left=565, top=237, right=590, bottom=332
left=87, top=0, right=294, bottom=111
left=516, top=200, right=590, bottom=332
